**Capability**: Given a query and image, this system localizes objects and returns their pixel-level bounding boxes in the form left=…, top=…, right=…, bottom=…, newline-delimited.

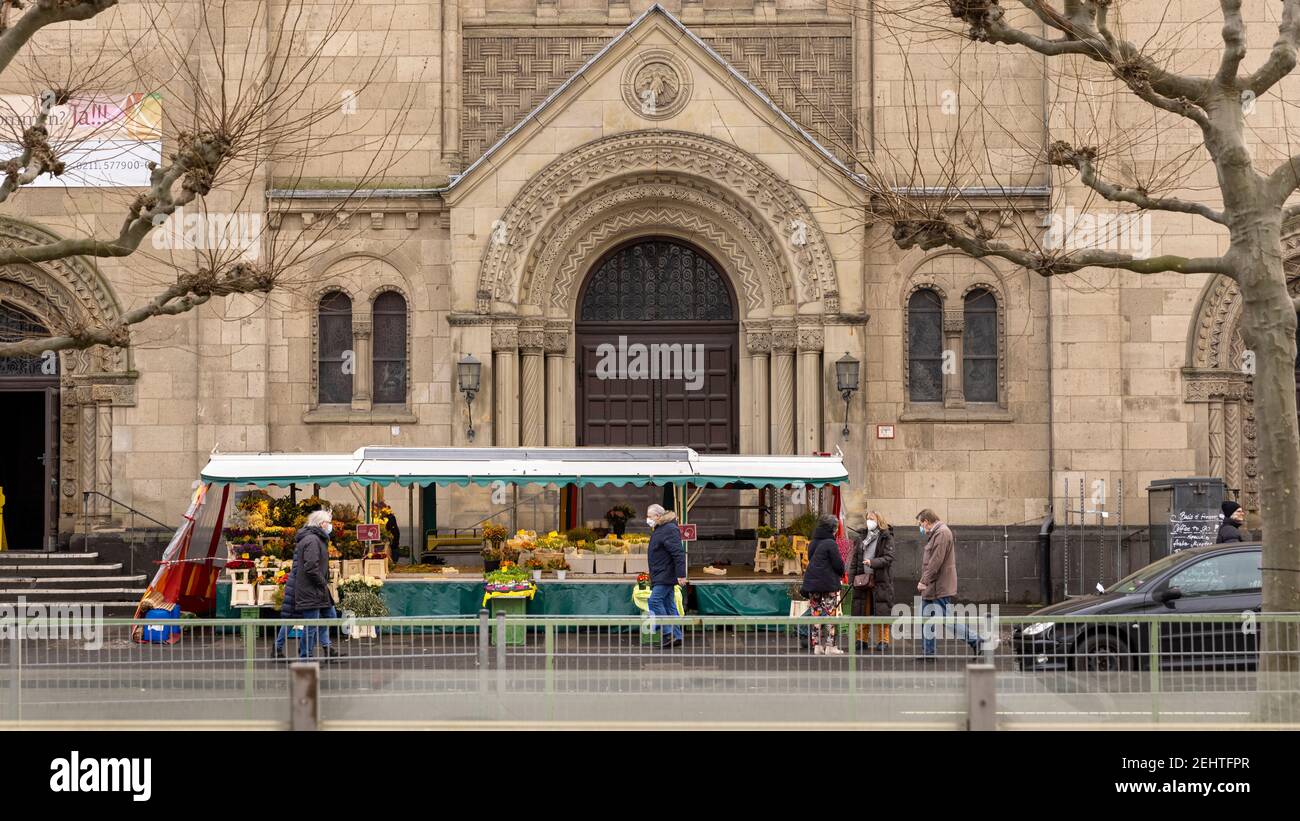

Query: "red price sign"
left=679, top=524, right=697, bottom=541
left=356, top=523, right=381, bottom=542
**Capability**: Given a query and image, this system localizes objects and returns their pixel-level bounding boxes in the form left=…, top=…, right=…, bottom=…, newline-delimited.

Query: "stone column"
left=797, top=324, right=824, bottom=454
left=1225, top=398, right=1243, bottom=497
left=1208, top=398, right=1226, bottom=481
left=747, top=326, right=771, bottom=453
left=545, top=326, right=569, bottom=446
left=492, top=324, right=519, bottom=447
left=441, top=0, right=461, bottom=168
left=77, top=388, right=100, bottom=521
left=351, top=318, right=373, bottom=412
left=95, top=394, right=113, bottom=520
left=519, top=323, right=546, bottom=447
left=771, top=322, right=797, bottom=455
left=942, top=309, right=965, bottom=408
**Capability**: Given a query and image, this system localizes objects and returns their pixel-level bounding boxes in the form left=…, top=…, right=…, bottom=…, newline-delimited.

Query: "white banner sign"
left=0, top=93, right=163, bottom=188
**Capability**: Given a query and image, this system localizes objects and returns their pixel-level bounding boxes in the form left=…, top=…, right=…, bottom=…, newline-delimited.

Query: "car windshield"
left=1105, top=552, right=1188, bottom=594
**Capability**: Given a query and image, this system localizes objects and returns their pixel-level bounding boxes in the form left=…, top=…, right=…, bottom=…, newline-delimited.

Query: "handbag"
left=853, top=572, right=872, bottom=588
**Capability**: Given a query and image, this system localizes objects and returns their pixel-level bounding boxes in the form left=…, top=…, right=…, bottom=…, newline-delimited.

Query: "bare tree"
left=0, top=0, right=417, bottom=358
left=814, top=0, right=1300, bottom=713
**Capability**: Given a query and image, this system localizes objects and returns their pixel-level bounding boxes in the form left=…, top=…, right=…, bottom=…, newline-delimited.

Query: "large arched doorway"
left=0, top=300, right=60, bottom=549
left=575, top=237, right=739, bottom=537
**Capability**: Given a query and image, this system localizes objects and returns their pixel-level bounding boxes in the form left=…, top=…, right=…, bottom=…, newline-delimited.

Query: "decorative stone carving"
left=797, top=325, right=824, bottom=352
left=518, top=324, right=546, bottom=352
left=771, top=322, right=798, bottom=353
left=491, top=325, right=518, bottom=351
left=622, top=50, right=692, bottom=120
left=942, top=311, right=965, bottom=334
left=478, top=131, right=836, bottom=312
left=461, top=31, right=852, bottom=164
left=544, top=329, right=569, bottom=354
left=351, top=319, right=372, bottom=339
left=528, top=178, right=791, bottom=314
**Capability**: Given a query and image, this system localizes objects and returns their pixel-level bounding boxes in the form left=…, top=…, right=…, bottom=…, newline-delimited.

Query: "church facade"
left=0, top=1, right=1296, bottom=550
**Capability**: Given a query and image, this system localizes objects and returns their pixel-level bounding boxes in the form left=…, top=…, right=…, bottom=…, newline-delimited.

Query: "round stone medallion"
left=622, top=50, right=692, bottom=120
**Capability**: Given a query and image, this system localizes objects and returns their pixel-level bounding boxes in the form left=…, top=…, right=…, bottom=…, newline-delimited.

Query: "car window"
left=1168, top=551, right=1262, bottom=596
left=1107, top=551, right=1186, bottom=594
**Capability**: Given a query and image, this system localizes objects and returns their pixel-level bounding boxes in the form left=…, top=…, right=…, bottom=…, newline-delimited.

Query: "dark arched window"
left=579, top=239, right=734, bottom=321
left=372, top=291, right=407, bottom=405
left=0, top=301, right=56, bottom=376
left=907, top=289, right=943, bottom=402
left=963, top=289, right=998, bottom=403
left=317, top=292, right=352, bottom=404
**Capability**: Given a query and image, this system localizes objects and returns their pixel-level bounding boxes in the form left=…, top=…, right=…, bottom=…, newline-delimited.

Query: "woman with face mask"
left=848, top=510, right=895, bottom=652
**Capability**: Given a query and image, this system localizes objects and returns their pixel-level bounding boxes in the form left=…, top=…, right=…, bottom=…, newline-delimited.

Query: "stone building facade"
left=0, top=1, right=1297, bottom=551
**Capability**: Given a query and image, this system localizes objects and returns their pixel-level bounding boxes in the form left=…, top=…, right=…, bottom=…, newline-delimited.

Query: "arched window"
left=907, top=289, right=943, bottom=402
left=963, top=289, right=998, bottom=403
left=0, top=301, right=56, bottom=376
left=317, top=292, right=353, bottom=404
left=371, top=291, right=407, bottom=405
left=580, top=238, right=734, bottom=321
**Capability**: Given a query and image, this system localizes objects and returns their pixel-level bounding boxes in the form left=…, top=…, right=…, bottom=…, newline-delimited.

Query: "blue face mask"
left=918, top=524, right=927, bottom=536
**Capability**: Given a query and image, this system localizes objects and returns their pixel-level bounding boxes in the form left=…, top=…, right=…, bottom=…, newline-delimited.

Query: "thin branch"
left=1245, top=0, right=1300, bottom=95
left=1049, top=140, right=1227, bottom=224
left=0, top=1, right=118, bottom=77
left=887, top=213, right=1231, bottom=277
left=1216, top=0, right=1247, bottom=86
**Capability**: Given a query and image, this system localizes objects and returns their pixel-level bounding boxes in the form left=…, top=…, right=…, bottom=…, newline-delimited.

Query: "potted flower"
left=338, top=575, right=387, bottom=639
left=772, top=535, right=801, bottom=575
left=546, top=556, right=570, bottom=581
left=605, top=504, right=635, bottom=537
left=481, top=523, right=508, bottom=571
left=636, top=572, right=650, bottom=591
left=524, top=556, right=545, bottom=582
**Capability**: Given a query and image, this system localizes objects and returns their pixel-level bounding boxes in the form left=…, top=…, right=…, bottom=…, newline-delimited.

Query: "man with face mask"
left=915, top=508, right=982, bottom=660
left=645, top=504, right=687, bottom=648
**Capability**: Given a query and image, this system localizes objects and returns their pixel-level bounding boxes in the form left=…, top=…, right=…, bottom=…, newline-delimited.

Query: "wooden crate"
left=341, top=559, right=364, bottom=579
left=363, top=558, right=388, bottom=579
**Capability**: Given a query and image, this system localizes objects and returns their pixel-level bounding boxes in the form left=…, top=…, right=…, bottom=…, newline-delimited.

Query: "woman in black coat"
left=801, top=514, right=846, bottom=655
left=848, top=510, right=895, bottom=652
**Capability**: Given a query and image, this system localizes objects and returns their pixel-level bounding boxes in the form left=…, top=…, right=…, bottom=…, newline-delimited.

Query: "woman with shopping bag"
left=849, top=511, right=895, bottom=652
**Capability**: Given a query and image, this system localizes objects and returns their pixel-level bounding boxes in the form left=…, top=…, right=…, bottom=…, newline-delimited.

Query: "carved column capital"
left=351, top=319, right=373, bottom=339
left=797, top=324, right=824, bottom=352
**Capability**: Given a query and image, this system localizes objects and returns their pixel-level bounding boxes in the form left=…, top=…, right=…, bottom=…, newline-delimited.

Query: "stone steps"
left=0, top=550, right=146, bottom=615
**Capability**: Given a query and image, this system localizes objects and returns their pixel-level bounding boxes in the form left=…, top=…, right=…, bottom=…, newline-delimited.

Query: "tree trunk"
left=1233, top=227, right=1300, bottom=721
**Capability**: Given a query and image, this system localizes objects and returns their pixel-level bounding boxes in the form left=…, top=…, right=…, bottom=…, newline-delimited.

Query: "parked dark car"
left=1012, top=543, right=1262, bottom=672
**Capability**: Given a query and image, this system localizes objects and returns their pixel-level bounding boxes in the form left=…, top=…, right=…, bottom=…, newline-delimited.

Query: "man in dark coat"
left=1216, top=500, right=1249, bottom=543
left=802, top=515, right=846, bottom=654
left=646, top=504, right=687, bottom=647
left=290, top=510, right=334, bottom=659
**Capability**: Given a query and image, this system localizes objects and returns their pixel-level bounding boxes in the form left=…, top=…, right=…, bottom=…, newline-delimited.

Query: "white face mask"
left=865, top=519, right=878, bottom=532
left=646, top=517, right=657, bottom=528
left=323, top=523, right=333, bottom=535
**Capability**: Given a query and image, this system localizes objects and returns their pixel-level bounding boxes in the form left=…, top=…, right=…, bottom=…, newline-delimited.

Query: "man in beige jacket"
left=916, top=509, right=983, bottom=659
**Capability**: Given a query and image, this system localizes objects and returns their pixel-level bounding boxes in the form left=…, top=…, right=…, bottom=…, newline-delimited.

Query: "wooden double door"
left=573, top=238, right=740, bottom=536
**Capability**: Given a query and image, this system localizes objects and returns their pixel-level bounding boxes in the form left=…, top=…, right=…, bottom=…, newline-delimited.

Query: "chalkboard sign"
left=1169, top=509, right=1220, bottom=552
left=1147, top=477, right=1226, bottom=558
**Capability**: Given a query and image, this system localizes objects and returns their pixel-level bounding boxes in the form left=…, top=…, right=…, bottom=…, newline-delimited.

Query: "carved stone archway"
left=0, top=216, right=135, bottom=534
left=1184, top=269, right=1300, bottom=517
left=476, top=130, right=839, bottom=315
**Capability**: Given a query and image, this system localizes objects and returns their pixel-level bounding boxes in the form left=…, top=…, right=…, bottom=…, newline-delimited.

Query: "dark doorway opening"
left=574, top=237, right=740, bottom=538
left=1, top=300, right=60, bottom=550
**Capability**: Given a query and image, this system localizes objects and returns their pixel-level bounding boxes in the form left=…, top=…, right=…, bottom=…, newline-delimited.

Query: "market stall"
left=139, top=446, right=849, bottom=622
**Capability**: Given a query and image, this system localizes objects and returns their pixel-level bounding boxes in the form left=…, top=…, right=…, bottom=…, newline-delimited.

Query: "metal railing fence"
left=2, top=613, right=1298, bottom=729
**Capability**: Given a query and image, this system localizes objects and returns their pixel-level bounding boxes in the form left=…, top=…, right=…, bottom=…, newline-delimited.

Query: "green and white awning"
left=199, top=446, right=849, bottom=489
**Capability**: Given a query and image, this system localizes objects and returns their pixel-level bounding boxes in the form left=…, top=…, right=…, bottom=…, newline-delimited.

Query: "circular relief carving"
left=622, top=51, right=692, bottom=120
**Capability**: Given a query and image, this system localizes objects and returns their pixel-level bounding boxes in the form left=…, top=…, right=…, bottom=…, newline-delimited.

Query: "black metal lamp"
left=835, top=351, right=860, bottom=438
left=457, top=353, right=482, bottom=442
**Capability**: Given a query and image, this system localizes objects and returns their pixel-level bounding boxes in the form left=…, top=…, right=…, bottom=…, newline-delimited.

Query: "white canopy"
left=199, top=446, right=849, bottom=489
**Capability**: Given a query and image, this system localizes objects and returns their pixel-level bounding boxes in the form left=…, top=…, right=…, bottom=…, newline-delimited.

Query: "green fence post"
left=545, top=622, right=555, bottom=721
left=240, top=607, right=260, bottom=718
left=1148, top=620, right=1161, bottom=724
